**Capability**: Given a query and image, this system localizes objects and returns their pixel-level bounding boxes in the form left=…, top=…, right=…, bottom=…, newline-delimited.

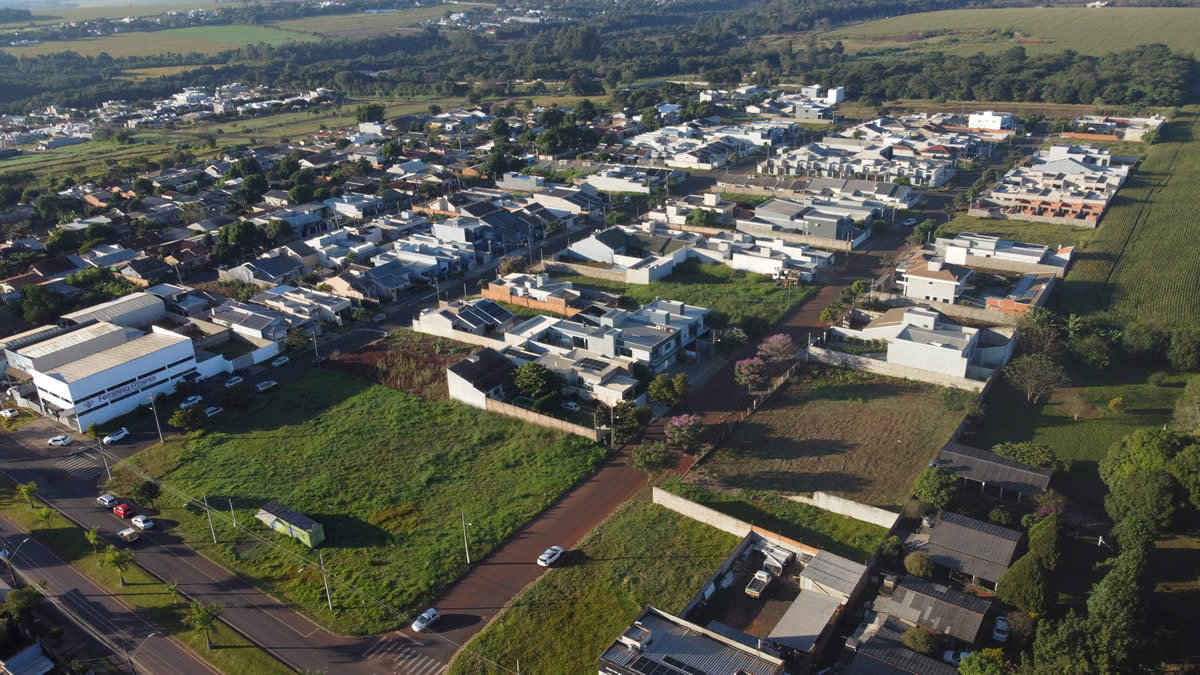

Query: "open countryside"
left=1, top=24, right=319, bottom=58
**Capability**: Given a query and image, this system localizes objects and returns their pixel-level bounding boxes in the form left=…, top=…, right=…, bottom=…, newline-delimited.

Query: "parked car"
left=96, top=494, right=118, bottom=509
left=411, top=608, right=440, bottom=633
left=271, top=356, right=290, bottom=367
left=102, top=427, right=129, bottom=445
left=118, top=528, right=140, bottom=543
left=113, top=503, right=135, bottom=518
left=312, top=356, right=328, bottom=366
left=131, top=515, right=154, bottom=530
left=992, top=616, right=1010, bottom=643
left=1, top=408, right=18, bottom=419
left=256, top=380, right=278, bottom=393
left=903, top=218, right=918, bottom=227
left=537, top=545, right=564, bottom=567
left=224, top=376, right=244, bottom=389
left=371, top=313, right=386, bottom=324
left=48, top=435, right=72, bottom=447
left=942, top=650, right=971, bottom=667
left=560, top=401, right=579, bottom=412
left=179, top=395, right=203, bottom=409
left=204, top=406, right=224, bottom=418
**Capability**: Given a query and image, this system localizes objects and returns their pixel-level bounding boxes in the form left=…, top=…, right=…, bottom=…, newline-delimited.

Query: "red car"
left=112, top=503, right=135, bottom=518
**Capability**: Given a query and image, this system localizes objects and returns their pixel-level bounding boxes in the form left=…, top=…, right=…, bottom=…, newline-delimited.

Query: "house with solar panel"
left=599, top=606, right=786, bottom=675
left=413, top=298, right=517, bottom=338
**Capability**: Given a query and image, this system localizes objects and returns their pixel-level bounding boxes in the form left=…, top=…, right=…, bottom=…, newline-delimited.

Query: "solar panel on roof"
left=578, top=357, right=609, bottom=371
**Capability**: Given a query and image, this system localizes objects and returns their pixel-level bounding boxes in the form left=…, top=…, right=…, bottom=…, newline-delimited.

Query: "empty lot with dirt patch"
left=693, top=366, right=966, bottom=509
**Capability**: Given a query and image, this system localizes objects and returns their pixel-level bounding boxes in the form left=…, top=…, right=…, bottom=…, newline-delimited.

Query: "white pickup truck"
left=745, top=569, right=773, bottom=598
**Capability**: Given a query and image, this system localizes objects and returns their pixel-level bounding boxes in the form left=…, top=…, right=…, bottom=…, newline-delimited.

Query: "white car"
left=560, top=401, right=579, bottom=412
left=271, top=356, right=290, bottom=367
left=204, top=406, right=224, bottom=418
left=48, top=435, right=72, bottom=447
left=943, top=650, right=970, bottom=667
left=537, top=545, right=564, bottom=567
left=96, top=494, right=118, bottom=509
left=131, top=515, right=155, bottom=530
left=256, top=380, right=278, bottom=393
left=179, top=395, right=203, bottom=409
left=224, top=376, right=244, bottom=389
left=411, top=608, right=440, bottom=633
left=102, top=427, right=129, bottom=445
left=1, top=408, right=18, bottom=419
left=992, top=616, right=1010, bottom=643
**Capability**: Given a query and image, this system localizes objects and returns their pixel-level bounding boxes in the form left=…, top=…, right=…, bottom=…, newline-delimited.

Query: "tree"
left=514, top=362, right=556, bottom=398
left=992, top=441, right=1060, bottom=469
left=1069, top=333, right=1111, bottom=370
left=286, top=328, right=312, bottom=353
left=131, top=480, right=162, bottom=509
left=37, top=507, right=53, bottom=529
left=959, top=649, right=1009, bottom=675
left=1017, top=309, right=1062, bottom=356
left=169, top=407, right=205, bottom=431
left=671, top=373, right=689, bottom=403
left=819, top=306, right=840, bottom=324
left=1105, top=470, right=1178, bottom=530
left=1170, top=328, right=1200, bottom=371
left=101, top=545, right=135, bottom=587
left=640, top=106, right=662, bottom=131
left=266, top=219, right=292, bottom=243
left=901, top=626, right=936, bottom=655
left=19, top=284, right=66, bottom=324
left=15, top=481, right=37, bottom=508
left=354, top=103, right=386, bottom=123
left=1027, top=512, right=1061, bottom=571
left=649, top=373, right=683, bottom=404
left=664, top=414, right=703, bottom=450
left=685, top=208, right=716, bottom=227
left=184, top=600, right=224, bottom=650
left=734, top=357, right=768, bottom=393
left=989, top=507, right=1014, bottom=527
left=166, top=582, right=181, bottom=606
left=1032, top=612, right=1096, bottom=673
left=2, top=587, right=44, bottom=620
left=609, top=401, right=651, bottom=445
left=487, top=117, right=510, bottom=140
left=630, top=441, right=672, bottom=474
left=1122, top=320, right=1168, bottom=361
left=1005, top=353, right=1068, bottom=402
left=86, top=526, right=102, bottom=553
left=1099, top=428, right=1191, bottom=489
left=912, top=467, right=957, bottom=510
left=904, top=551, right=935, bottom=577
left=757, top=333, right=796, bottom=362
left=997, top=552, right=1050, bottom=615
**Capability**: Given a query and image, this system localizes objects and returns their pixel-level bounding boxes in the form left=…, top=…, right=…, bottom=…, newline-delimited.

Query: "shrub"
left=1108, top=397, right=1125, bottom=414
left=168, top=407, right=205, bottom=431
left=879, top=535, right=901, bottom=560
left=901, top=626, right=936, bottom=655
left=757, top=333, right=796, bottom=362
left=997, top=552, right=1050, bottom=615
left=630, top=441, right=672, bottom=474
left=531, top=391, right=559, bottom=413
left=1027, top=512, right=1061, bottom=571
left=664, top=414, right=703, bottom=450
left=989, top=507, right=1014, bottom=527
left=912, top=467, right=957, bottom=510
left=992, top=441, right=1061, bottom=470
left=904, top=551, right=935, bottom=578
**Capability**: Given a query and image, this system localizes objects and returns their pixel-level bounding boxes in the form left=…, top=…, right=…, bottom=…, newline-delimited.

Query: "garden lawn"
left=0, top=477, right=290, bottom=674
left=695, top=367, right=966, bottom=510
left=448, top=493, right=739, bottom=675
left=557, top=260, right=819, bottom=333
left=110, top=369, right=605, bottom=635
left=968, top=362, right=1188, bottom=510
left=662, top=479, right=887, bottom=563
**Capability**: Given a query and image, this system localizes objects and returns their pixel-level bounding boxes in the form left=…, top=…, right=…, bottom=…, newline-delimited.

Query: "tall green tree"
left=912, top=467, right=957, bottom=510
left=101, top=545, right=135, bottom=587
left=997, top=552, right=1050, bottom=615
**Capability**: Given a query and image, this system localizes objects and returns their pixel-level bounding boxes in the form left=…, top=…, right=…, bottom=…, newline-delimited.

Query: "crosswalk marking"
left=363, top=635, right=446, bottom=675
left=54, top=454, right=103, bottom=480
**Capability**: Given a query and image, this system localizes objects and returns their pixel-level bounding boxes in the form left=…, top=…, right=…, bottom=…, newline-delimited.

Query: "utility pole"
left=1, top=537, right=30, bottom=587
left=311, top=331, right=320, bottom=367
left=461, top=511, right=471, bottom=565
left=148, top=394, right=164, bottom=444
left=99, top=450, right=111, bottom=481
left=203, top=496, right=217, bottom=544
left=228, top=498, right=237, bottom=528
left=319, top=550, right=333, bottom=611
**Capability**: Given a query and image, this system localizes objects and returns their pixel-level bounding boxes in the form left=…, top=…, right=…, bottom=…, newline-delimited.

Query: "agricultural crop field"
left=818, top=7, right=1200, bottom=57
left=271, top=5, right=458, bottom=38
left=0, top=2, right=222, bottom=26
left=1, top=24, right=318, bottom=58
left=0, top=137, right=179, bottom=180
left=109, top=369, right=606, bottom=634
left=1060, top=107, right=1200, bottom=327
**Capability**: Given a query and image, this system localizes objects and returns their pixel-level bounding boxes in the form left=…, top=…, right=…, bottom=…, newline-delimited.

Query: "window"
left=167, top=357, right=193, bottom=368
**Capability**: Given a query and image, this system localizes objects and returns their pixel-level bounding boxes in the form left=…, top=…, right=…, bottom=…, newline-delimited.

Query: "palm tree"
left=16, top=482, right=37, bottom=508
left=166, top=582, right=180, bottom=606
left=36, top=507, right=54, bottom=530
left=101, top=546, right=135, bottom=587
left=85, top=527, right=101, bottom=553
left=184, top=600, right=224, bottom=650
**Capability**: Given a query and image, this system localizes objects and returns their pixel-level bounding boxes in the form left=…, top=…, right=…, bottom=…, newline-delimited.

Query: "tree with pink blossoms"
left=757, top=333, right=796, bottom=362
left=665, top=414, right=703, bottom=450
left=734, top=357, right=768, bottom=393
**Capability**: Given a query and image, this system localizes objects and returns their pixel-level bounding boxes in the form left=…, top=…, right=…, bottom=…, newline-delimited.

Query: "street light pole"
left=461, top=511, right=471, bottom=565
left=126, top=632, right=160, bottom=674
left=1, top=537, right=31, bottom=586
left=310, top=331, right=320, bottom=367
left=148, top=394, right=164, bottom=444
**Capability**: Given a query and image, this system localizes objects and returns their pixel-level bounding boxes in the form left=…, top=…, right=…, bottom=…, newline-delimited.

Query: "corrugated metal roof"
left=600, top=607, right=783, bottom=675
left=927, top=512, right=1021, bottom=583
left=849, top=626, right=959, bottom=675
left=16, top=322, right=127, bottom=360
left=936, top=443, right=1052, bottom=495
left=766, top=590, right=841, bottom=652
left=45, top=332, right=191, bottom=383
left=800, top=550, right=868, bottom=598
left=886, top=577, right=991, bottom=643
left=61, top=292, right=164, bottom=325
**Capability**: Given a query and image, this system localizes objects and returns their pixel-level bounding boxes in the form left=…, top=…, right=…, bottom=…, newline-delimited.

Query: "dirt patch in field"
left=327, top=329, right=478, bottom=401
left=1047, top=388, right=1102, bottom=420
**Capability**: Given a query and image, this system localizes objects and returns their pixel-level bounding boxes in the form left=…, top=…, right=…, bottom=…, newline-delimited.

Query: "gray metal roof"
left=600, top=607, right=783, bottom=675
left=257, top=501, right=321, bottom=534
left=848, top=626, right=960, bottom=675
left=885, top=577, right=992, bottom=643
left=936, top=443, right=1052, bottom=495
left=926, top=512, right=1021, bottom=583
left=766, top=590, right=841, bottom=652
left=60, top=292, right=165, bottom=326
left=800, top=550, right=868, bottom=598
left=45, top=332, right=191, bottom=384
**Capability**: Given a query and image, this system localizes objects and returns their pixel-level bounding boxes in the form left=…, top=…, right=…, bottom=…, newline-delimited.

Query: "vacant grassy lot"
left=664, top=479, right=888, bottom=563
left=331, top=327, right=478, bottom=401
left=110, top=370, right=605, bottom=634
left=448, top=494, right=739, bottom=675
left=2, top=24, right=317, bottom=57
left=820, top=7, right=1200, bottom=56
left=969, top=363, right=1187, bottom=510
left=694, top=366, right=965, bottom=509
left=0, top=477, right=290, bottom=674
left=0, top=138, right=178, bottom=180
left=271, top=5, right=459, bottom=38
left=557, top=260, right=819, bottom=332
left=117, top=64, right=207, bottom=80
left=943, top=214, right=1098, bottom=249
left=1061, top=109, right=1200, bottom=328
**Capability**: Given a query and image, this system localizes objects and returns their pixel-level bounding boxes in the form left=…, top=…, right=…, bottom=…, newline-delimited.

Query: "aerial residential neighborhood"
left=0, top=0, right=1197, bottom=673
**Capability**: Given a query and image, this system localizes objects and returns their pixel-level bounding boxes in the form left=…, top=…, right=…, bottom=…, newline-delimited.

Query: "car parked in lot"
left=48, top=435, right=72, bottom=447
left=179, top=395, right=203, bottom=409
left=560, top=401, right=579, bottom=412
left=1, top=408, right=18, bottom=419
left=102, top=427, right=129, bottom=445
left=992, top=616, right=1010, bottom=642
left=271, top=356, right=290, bottom=367
left=113, top=503, right=135, bottom=518
left=131, top=515, right=154, bottom=530
left=371, top=313, right=386, bottom=324
left=255, top=380, right=278, bottom=393
left=224, top=376, right=244, bottom=389
left=411, top=608, right=440, bottom=633
left=204, top=406, right=223, bottom=418
left=118, top=528, right=140, bottom=543
left=903, top=217, right=918, bottom=227
left=537, top=545, right=564, bottom=567
left=96, top=494, right=118, bottom=509
left=943, top=650, right=970, bottom=667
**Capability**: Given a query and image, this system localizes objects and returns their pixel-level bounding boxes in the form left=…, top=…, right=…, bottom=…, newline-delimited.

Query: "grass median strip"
left=0, top=476, right=291, bottom=674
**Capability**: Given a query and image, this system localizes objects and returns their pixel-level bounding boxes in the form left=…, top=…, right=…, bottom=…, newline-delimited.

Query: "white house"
left=967, top=111, right=1016, bottom=131
left=894, top=253, right=973, bottom=304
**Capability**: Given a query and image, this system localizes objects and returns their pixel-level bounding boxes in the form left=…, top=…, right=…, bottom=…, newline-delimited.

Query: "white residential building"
left=967, top=111, right=1016, bottom=131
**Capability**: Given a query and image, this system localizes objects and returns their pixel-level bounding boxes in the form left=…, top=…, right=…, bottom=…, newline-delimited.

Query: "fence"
left=651, top=487, right=820, bottom=554
left=805, top=345, right=987, bottom=392
left=785, top=492, right=899, bottom=530
left=485, top=398, right=603, bottom=442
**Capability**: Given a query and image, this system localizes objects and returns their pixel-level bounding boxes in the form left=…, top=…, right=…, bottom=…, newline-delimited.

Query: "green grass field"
left=820, top=7, right=1200, bottom=57
left=448, top=493, right=739, bottom=675
left=556, top=259, right=819, bottom=332
left=270, top=5, right=459, bottom=38
left=1, top=24, right=318, bottom=58
left=1060, top=108, right=1200, bottom=327
left=944, top=214, right=1099, bottom=249
left=109, top=370, right=606, bottom=635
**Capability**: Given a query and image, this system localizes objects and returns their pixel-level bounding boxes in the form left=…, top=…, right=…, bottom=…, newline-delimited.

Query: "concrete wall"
left=786, top=492, right=899, bottom=530
left=448, top=369, right=488, bottom=409
left=955, top=254, right=1068, bottom=279
left=410, top=318, right=508, bottom=349
left=651, top=487, right=753, bottom=538
left=543, top=260, right=631, bottom=283
left=867, top=293, right=1023, bottom=327
left=887, top=340, right=969, bottom=378
left=806, top=345, right=986, bottom=392
left=967, top=206, right=1100, bottom=229
left=484, top=398, right=602, bottom=441
left=736, top=221, right=854, bottom=252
